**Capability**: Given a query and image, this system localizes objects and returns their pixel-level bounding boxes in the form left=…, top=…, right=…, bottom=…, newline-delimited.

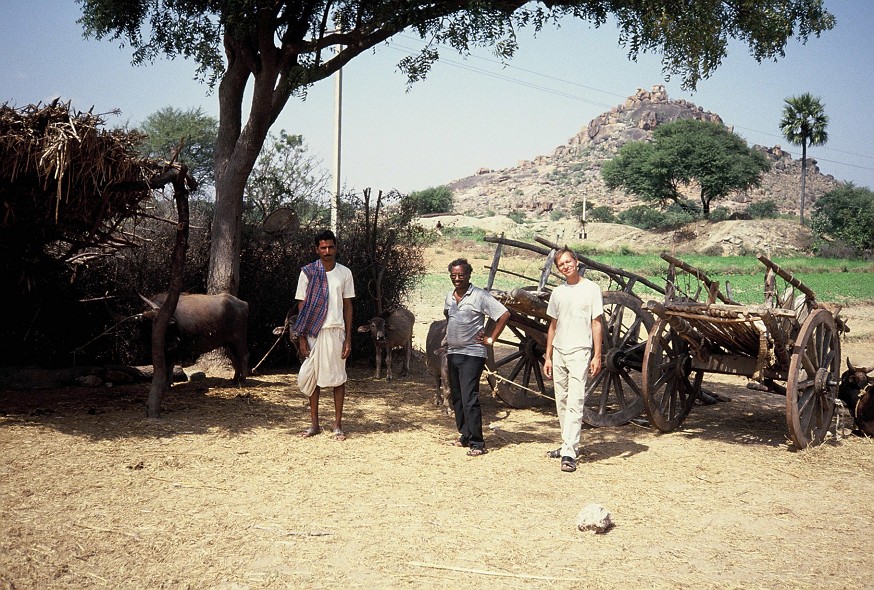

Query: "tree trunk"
left=206, top=31, right=293, bottom=296
left=799, top=140, right=808, bottom=225
left=147, top=170, right=191, bottom=418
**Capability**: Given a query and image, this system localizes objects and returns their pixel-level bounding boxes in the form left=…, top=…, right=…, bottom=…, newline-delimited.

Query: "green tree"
left=780, top=93, right=829, bottom=224
left=406, top=185, right=453, bottom=215
left=138, top=107, right=218, bottom=188
left=244, top=130, right=330, bottom=225
left=602, top=118, right=771, bottom=218
left=810, top=183, right=874, bottom=257
left=78, top=0, right=835, bottom=295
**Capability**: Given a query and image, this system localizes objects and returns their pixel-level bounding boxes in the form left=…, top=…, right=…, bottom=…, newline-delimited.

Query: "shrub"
left=709, top=207, right=730, bottom=222
left=618, top=205, right=667, bottom=230
left=813, top=239, right=859, bottom=260
left=550, top=209, right=564, bottom=221
left=588, top=205, right=616, bottom=223
left=507, top=210, right=525, bottom=224
left=702, top=244, right=724, bottom=256
left=42, top=191, right=427, bottom=369
left=747, top=199, right=779, bottom=219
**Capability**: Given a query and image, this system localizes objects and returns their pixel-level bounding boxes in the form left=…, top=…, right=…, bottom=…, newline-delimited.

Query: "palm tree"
left=780, top=93, right=829, bottom=224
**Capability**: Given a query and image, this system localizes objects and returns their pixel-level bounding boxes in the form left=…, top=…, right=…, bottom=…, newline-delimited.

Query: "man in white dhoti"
left=294, top=229, right=355, bottom=440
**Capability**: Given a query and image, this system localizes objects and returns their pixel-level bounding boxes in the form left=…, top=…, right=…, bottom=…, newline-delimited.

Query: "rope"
left=482, top=366, right=555, bottom=400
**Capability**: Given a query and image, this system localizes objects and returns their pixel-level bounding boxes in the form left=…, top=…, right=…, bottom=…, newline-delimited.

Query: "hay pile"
left=0, top=100, right=163, bottom=260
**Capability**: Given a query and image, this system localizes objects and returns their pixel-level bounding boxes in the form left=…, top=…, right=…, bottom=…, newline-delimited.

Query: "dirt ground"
left=3, top=241, right=874, bottom=589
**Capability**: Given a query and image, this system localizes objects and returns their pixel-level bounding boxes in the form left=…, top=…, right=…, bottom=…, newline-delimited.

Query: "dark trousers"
left=447, top=353, right=487, bottom=449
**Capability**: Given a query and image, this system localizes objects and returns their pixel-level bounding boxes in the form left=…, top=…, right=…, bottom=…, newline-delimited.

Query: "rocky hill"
left=448, top=85, right=842, bottom=217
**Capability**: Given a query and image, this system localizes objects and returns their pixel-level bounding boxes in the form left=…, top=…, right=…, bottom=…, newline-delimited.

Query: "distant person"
left=543, top=247, right=603, bottom=472
left=444, top=258, right=510, bottom=456
left=294, top=229, right=355, bottom=441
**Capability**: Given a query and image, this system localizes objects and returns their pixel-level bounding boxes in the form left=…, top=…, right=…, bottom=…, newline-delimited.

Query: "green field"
left=414, top=246, right=874, bottom=306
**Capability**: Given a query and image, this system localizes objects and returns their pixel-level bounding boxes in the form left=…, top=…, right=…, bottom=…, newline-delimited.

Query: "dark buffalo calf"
left=357, top=307, right=415, bottom=381
left=272, top=309, right=301, bottom=359
left=425, top=319, right=450, bottom=415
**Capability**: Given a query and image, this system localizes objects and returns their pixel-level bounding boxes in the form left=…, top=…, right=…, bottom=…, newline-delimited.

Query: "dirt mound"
left=419, top=216, right=813, bottom=256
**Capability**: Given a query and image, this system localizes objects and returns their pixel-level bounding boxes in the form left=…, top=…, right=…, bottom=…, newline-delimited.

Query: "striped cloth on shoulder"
left=294, top=259, right=329, bottom=338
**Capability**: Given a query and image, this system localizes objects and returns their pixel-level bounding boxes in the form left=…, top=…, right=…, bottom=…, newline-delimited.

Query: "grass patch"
left=416, top=235, right=874, bottom=306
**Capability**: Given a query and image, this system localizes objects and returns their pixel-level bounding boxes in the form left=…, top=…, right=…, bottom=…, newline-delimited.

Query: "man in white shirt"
left=294, top=229, right=355, bottom=440
left=543, top=248, right=603, bottom=472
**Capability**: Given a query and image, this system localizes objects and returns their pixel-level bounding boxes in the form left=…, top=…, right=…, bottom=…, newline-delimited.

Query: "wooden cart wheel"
left=584, top=291, right=653, bottom=426
left=786, top=308, right=840, bottom=448
left=642, top=318, right=703, bottom=432
left=487, top=323, right=551, bottom=409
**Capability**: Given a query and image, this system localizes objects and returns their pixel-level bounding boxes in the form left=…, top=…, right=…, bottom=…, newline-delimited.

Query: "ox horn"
left=848, top=357, right=874, bottom=375
left=138, top=293, right=161, bottom=310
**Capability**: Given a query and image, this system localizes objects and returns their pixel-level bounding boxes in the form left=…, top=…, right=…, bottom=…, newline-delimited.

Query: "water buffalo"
left=272, top=309, right=301, bottom=359
left=425, top=319, right=450, bottom=415
left=838, top=358, right=874, bottom=437
left=357, top=307, right=414, bottom=381
left=141, top=292, right=249, bottom=383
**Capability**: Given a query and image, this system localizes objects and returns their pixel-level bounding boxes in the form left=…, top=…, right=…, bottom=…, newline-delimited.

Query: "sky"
left=2, top=1, right=872, bottom=196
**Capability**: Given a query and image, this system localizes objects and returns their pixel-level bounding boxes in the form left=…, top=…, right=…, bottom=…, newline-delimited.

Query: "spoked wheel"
left=786, top=308, right=840, bottom=448
left=584, top=291, right=653, bottom=426
left=642, top=318, right=703, bottom=432
left=487, top=323, right=551, bottom=408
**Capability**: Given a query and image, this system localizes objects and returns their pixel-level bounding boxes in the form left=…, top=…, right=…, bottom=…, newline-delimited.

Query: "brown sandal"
left=466, top=448, right=487, bottom=457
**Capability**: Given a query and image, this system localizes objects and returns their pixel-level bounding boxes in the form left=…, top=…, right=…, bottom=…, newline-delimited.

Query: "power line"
left=388, top=36, right=874, bottom=174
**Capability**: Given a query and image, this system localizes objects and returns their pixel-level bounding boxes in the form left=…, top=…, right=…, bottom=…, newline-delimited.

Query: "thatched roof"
left=0, top=100, right=169, bottom=261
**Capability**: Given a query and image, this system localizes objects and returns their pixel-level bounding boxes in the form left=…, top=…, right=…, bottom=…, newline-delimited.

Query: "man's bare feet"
left=299, top=426, right=321, bottom=438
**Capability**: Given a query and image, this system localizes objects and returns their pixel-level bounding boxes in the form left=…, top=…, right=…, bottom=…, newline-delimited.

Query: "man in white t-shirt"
left=543, top=247, right=603, bottom=472
left=294, top=229, right=355, bottom=440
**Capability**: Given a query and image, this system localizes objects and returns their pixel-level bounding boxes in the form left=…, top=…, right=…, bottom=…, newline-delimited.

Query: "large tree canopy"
left=602, top=118, right=771, bottom=218
left=78, top=0, right=835, bottom=294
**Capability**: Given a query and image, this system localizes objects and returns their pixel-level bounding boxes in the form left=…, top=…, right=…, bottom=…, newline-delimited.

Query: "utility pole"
left=331, top=48, right=342, bottom=235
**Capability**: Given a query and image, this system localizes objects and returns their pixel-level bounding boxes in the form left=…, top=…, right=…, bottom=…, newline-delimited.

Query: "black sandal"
left=561, top=456, right=577, bottom=472
left=466, top=448, right=488, bottom=457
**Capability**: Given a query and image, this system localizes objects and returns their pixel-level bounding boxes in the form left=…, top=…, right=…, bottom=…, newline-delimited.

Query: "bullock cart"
left=482, top=234, right=665, bottom=426
left=641, top=253, right=847, bottom=449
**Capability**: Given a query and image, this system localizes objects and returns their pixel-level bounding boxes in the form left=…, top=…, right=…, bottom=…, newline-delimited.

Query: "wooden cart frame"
left=641, top=253, right=847, bottom=449
left=483, top=234, right=664, bottom=426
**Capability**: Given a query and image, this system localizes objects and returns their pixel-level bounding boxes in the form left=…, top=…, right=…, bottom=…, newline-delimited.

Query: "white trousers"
left=552, top=347, right=592, bottom=459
